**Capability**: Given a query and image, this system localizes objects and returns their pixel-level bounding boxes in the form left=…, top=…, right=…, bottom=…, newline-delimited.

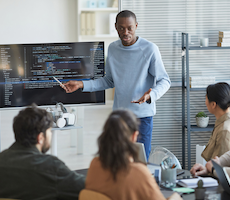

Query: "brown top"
left=85, top=157, right=166, bottom=200
left=202, top=112, right=230, bottom=161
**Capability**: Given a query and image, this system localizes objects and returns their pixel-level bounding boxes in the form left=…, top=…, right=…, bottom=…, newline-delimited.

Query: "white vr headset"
left=56, top=112, right=75, bottom=128
left=49, top=103, right=76, bottom=128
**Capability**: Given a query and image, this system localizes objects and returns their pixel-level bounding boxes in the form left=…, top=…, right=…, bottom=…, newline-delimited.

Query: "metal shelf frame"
left=185, top=125, right=215, bottom=132
left=181, top=32, right=230, bottom=169
left=189, top=46, right=230, bottom=50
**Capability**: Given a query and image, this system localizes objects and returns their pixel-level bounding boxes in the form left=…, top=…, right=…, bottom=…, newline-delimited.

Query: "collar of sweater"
left=10, top=141, right=42, bottom=154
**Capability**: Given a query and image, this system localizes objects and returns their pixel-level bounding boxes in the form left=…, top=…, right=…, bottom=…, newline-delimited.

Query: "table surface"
left=75, top=168, right=230, bottom=200
left=52, top=125, right=82, bottom=130
left=176, top=170, right=230, bottom=200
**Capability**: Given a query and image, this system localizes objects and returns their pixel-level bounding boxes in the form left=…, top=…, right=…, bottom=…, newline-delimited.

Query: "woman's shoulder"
left=214, top=113, right=230, bottom=132
left=130, top=162, right=152, bottom=176
left=89, top=157, right=100, bottom=167
left=86, top=157, right=104, bottom=181
left=221, top=115, right=230, bottom=131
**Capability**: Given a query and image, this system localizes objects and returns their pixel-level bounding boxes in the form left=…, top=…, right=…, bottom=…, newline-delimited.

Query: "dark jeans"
left=137, top=116, right=153, bottom=161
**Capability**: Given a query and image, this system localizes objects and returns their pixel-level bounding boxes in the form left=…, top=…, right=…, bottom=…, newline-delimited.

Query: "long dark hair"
left=206, top=82, right=230, bottom=111
left=97, top=109, right=140, bottom=180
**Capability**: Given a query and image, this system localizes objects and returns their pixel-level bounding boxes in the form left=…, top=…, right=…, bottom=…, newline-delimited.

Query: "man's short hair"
left=13, top=103, right=53, bottom=147
left=116, top=10, right=137, bottom=23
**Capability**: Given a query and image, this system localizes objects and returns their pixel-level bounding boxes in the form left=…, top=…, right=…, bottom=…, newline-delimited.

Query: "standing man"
left=63, top=10, right=170, bottom=160
left=0, top=104, right=85, bottom=200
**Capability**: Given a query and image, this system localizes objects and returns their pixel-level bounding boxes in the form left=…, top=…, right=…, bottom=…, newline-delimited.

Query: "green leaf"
left=195, top=111, right=207, bottom=118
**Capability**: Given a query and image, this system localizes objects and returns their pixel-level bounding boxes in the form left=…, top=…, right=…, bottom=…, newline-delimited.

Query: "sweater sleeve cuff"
left=149, top=90, right=157, bottom=103
left=82, top=80, right=91, bottom=92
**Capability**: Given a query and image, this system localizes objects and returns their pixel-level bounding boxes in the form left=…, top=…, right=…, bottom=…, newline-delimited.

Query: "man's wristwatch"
left=211, top=166, right=214, bottom=174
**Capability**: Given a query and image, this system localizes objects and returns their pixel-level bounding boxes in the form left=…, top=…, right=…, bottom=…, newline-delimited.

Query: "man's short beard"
left=41, top=138, right=50, bottom=154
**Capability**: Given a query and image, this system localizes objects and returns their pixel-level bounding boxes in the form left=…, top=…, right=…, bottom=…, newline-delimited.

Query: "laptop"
left=136, top=143, right=183, bottom=197
left=136, top=142, right=148, bottom=164
left=212, top=160, right=230, bottom=195
left=135, top=142, right=161, bottom=182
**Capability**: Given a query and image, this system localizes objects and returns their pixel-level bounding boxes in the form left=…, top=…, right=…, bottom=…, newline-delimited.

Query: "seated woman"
left=201, top=82, right=230, bottom=161
left=85, top=109, right=182, bottom=200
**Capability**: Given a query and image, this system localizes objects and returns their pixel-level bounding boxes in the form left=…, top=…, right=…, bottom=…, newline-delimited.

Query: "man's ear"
left=115, top=23, right=118, bottom=31
left=37, top=132, right=44, bottom=145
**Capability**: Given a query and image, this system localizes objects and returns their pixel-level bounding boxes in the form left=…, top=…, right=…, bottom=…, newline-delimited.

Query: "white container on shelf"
left=98, top=0, right=107, bottom=8
left=196, top=117, right=209, bottom=128
left=87, top=0, right=97, bottom=8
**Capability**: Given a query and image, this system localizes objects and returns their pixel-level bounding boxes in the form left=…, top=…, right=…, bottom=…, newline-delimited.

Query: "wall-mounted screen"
left=0, top=42, right=105, bottom=109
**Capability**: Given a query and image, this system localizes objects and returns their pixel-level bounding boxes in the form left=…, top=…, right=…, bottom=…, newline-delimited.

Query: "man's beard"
left=41, top=138, right=50, bottom=154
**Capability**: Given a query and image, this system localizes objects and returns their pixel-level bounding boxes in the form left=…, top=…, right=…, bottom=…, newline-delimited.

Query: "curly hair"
left=13, top=104, right=53, bottom=147
left=116, top=10, right=137, bottom=23
left=97, top=109, right=140, bottom=180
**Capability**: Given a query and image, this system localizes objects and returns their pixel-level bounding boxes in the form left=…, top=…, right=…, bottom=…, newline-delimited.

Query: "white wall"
left=0, top=0, right=78, bottom=150
left=0, top=0, right=77, bottom=44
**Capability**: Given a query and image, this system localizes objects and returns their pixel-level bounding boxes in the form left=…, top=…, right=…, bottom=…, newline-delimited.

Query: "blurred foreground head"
left=13, top=103, right=53, bottom=153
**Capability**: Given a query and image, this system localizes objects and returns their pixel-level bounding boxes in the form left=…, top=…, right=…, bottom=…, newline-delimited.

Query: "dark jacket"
left=0, top=142, right=85, bottom=200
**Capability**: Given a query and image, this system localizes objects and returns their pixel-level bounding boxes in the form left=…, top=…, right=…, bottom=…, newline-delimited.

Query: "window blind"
left=120, top=0, right=230, bottom=169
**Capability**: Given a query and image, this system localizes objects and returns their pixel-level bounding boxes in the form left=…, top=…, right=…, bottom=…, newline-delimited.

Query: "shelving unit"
left=80, top=7, right=118, bottom=12
left=76, top=0, right=119, bottom=52
left=181, top=32, right=230, bottom=169
left=79, top=34, right=118, bottom=41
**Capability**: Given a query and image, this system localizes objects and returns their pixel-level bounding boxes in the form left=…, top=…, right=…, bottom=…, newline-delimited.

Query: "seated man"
left=190, top=150, right=230, bottom=177
left=0, top=104, right=85, bottom=200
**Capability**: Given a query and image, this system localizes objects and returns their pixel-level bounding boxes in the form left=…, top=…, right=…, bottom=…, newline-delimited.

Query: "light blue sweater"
left=83, top=37, right=171, bottom=118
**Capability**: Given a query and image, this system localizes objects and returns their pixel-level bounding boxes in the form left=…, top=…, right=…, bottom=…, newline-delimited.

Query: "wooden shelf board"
left=80, top=7, right=118, bottom=12
left=80, top=34, right=118, bottom=38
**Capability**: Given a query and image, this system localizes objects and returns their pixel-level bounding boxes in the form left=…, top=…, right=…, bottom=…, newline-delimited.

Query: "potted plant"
left=195, top=111, right=209, bottom=128
left=195, top=179, right=206, bottom=199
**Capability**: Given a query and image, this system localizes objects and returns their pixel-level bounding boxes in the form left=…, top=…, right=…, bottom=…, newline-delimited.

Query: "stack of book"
left=189, top=76, right=215, bottom=88
left=81, top=12, right=95, bottom=36
left=217, top=31, right=230, bottom=47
